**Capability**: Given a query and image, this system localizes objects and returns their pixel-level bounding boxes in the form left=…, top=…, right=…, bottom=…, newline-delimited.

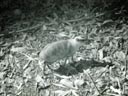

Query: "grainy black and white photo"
left=0, top=0, right=128, bottom=96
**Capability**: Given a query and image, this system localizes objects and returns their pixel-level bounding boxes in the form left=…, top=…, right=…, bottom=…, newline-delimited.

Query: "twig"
left=62, top=13, right=105, bottom=24
left=63, top=16, right=93, bottom=24
left=18, top=52, right=36, bottom=61
left=125, top=48, right=127, bottom=78
left=104, top=93, right=119, bottom=96
left=23, top=60, right=32, bottom=70
left=0, top=23, right=43, bottom=37
left=87, top=73, right=101, bottom=95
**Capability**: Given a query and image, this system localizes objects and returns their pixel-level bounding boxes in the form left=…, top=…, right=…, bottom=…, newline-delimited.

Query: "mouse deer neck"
left=68, top=39, right=83, bottom=48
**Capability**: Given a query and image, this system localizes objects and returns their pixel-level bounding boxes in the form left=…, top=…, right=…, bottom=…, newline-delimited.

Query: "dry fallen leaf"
left=10, top=46, right=26, bottom=53
left=60, top=79, right=76, bottom=89
left=0, top=72, right=6, bottom=80
left=74, top=79, right=84, bottom=88
left=113, top=51, right=126, bottom=61
left=54, top=90, right=70, bottom=96
left=98, top=49, right=104, bottom=60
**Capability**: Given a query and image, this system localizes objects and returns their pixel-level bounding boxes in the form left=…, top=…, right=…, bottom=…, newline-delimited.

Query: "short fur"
left=39, top=37, right=84, bottom=64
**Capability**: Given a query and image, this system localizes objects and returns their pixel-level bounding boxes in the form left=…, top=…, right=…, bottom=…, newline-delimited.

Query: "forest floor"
left=0, top=1, right=128, bottom=96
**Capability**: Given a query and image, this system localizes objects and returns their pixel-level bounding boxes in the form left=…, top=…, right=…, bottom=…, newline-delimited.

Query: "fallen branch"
left=0, top=23, right=43, bottom=37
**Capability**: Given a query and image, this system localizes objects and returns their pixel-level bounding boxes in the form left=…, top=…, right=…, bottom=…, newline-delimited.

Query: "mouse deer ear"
left=74, top=35, right=86, bottom=41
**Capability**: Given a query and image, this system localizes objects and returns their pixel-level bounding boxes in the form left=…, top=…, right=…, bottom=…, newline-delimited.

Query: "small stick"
left=125, top=48, right=128, bottom=78
left=0, top=23, right=43, bottom=37
left=87, top=73, right=101, bottom=95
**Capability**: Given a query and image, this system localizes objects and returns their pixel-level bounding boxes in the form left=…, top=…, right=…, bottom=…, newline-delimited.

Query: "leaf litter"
left=0, top=1, right=128, bottom=96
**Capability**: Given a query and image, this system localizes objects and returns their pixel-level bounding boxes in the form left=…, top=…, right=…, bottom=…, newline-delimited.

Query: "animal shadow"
left=55, top=60, right=114, bottom=75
